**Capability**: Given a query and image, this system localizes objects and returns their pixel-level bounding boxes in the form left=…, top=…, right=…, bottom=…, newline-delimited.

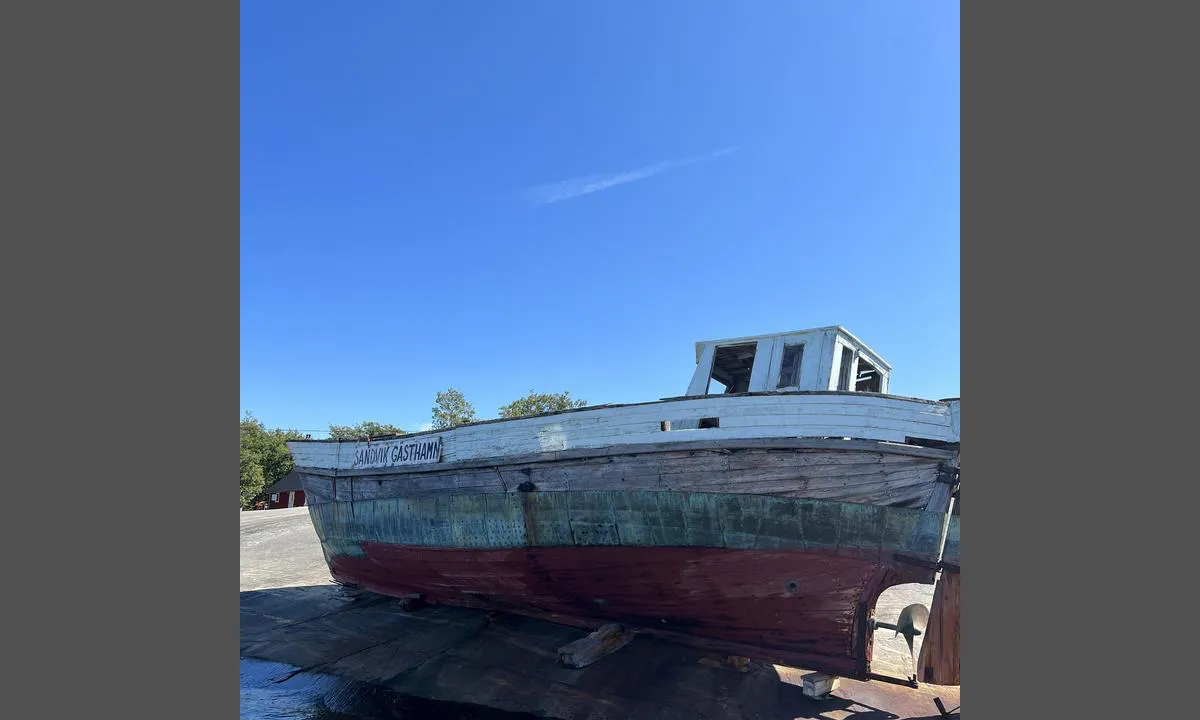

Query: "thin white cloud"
left=525, top=146, right=738, bottom=206
left=416, top=422, right=434, bottom=432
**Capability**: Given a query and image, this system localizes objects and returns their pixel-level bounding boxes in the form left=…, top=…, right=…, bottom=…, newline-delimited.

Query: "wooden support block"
left=802, top=672, right=841, bottom=698
left=397, top=594, right=425, bottom=612
left=918, top=570, right=961, bottom=686
left=557, top=623, right=636, bottom=669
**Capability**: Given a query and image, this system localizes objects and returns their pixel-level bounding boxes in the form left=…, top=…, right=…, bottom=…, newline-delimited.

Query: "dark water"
left=240, top=658, right=542, bottom=719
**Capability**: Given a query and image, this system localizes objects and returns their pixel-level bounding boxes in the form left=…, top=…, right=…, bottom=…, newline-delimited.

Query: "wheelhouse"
left=684, top=325, right=891, bottom=397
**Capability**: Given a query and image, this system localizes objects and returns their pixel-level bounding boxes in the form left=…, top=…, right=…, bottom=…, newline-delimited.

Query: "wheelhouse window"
left=707, top=343, right=756, bottom=394
left=836, top=346, right=856, bottom=391
left=855, top=356, right=883, bottom=393
left=776, top=343, right=804, bottom=389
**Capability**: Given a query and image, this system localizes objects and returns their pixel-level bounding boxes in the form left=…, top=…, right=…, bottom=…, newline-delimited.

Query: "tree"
left=498, top=390, right=587, bottom=419
left=328, top=421, right=406, bottom=440
left=240, top=412, right=305, bottom=509
left=432, top=387, right=477, bottom=429
left=240, top=445, right=265, bottom=509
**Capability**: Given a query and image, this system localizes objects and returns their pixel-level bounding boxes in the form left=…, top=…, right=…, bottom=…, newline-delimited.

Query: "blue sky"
left=241, top=2, right=959, bottom=436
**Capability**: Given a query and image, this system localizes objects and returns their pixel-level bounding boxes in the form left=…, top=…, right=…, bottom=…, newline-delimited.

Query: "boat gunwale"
left=287, top=390, right=956, bottom=446
left=291, top=436, right=959, bottom=479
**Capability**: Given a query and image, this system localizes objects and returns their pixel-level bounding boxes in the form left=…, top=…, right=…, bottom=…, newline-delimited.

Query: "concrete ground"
left=240, top=506, right=329, bottom=590
left=240, top=506, right=955, bottom=719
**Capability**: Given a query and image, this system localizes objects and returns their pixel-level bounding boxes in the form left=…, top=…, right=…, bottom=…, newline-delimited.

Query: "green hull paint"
left=942, top=515, right=960, bottom=565
left=308, top=490, right=947, bottom=560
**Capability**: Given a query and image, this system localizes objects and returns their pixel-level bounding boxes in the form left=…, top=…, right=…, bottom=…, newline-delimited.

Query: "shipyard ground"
left=241, top=506, right=960, bottom=719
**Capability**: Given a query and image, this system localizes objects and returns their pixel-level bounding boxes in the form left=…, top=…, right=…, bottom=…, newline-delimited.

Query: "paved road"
left=239, top=506, right=934, bottom=678
left=240, top=507, right=331, bottom=591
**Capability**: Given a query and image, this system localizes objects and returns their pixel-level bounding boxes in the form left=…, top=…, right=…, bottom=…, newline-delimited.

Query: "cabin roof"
left=268, top=470, right=304, bottom=493
left=693, top=325, right=891, bottom=370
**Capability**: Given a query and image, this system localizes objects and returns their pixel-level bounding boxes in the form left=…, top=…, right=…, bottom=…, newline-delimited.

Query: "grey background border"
left=964, top=2, right=1186, bottom=718
left=3, top=2, right=1182, bottom=718
left=5, top=2, right=239, bottom=718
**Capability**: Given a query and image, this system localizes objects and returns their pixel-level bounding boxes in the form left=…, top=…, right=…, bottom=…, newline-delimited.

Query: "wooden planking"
left=762, top=336, right=782, bottom=388
left=309, top=490, right=948, bottom=562
left=330, top=544, right=891, bottom=678
left=686, top=344, right=717, bottom=396
left=446, top=426, right=919, bottom=460
left=941, top=515, right=960, bottom=568
left=690, top=328, right=831, bottom=394
left=443, top=412, right=954, bottom=455
left=298, top=449, right=946, bottom=509
left=288, top=394, right=958, bottom=471
left=300, top=436, right=955, bottom=475
left=310, top=394, right=951, bottom=455
left=240, top=584, right=960, bottom=712
left=746, top=339, right=775, bottom=391
left=302, top=466, right=937, bottom=508
left=301, top=438, right=955, bottom=476
left=342, top=454, right=937, bottom=492
left=917, top=570, right=960, bottom=685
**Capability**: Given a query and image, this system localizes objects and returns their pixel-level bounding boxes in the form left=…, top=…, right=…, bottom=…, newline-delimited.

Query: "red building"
left=266, top=471, right=306, bottom=509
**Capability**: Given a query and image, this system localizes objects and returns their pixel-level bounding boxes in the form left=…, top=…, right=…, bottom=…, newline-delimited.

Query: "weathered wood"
left=295, top=437, right=957, bottom=478
left=277, top=327, right=960, bottom=693
left=308, top=490, right=948, bottom=558
left=287, top=393, right=959, bottom=471
left=917, top=570, right=960, bottom=685
left=326, top=542, right=931, bottom=679
left=922, top=472, right=955, bottom=516
left=297, top=447, right=949, bottom=509
left=241, top=584, right=961, bottom=720
left=941, top=516, right=960, bottom=568
left=305, top=490, right=946, bottom=680
left=802, top=672, right=842, bottom=698
left=686, top=344, right=717, bottom=396
left=689, top=327, right=892, bottom=397
left=397, top=594, right=425, bottom=612
left=745, top=339, right=773, bottom=390
left=556, top=623, right=636, bottom=668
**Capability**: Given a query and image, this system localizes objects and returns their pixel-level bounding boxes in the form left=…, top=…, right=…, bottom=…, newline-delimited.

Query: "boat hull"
left=327, top=543, right=930, bottom=677
left=297, top=439, right=958, bottom=510
left=285, top=367, right=962, bottom=680
left=306, top=489, right=949, bottom=679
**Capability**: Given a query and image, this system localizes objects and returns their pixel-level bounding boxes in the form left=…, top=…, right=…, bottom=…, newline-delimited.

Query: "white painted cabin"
left=289, top=326, right=958, bottom=474
left=686, top=326, right=890, bottom=397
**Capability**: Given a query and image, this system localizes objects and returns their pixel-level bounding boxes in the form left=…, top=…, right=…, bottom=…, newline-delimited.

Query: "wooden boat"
left=287, top=326, right=960, bottom=681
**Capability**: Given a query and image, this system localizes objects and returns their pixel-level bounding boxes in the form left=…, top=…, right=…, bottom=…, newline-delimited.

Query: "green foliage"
left=239, top=444, right=266, bottom=508
left=328, top=421, right=406, bottom=440
left=240, top=412, right=305, bottom=509
left=498, top=390, right=587, bottom=419
left=432, top=387, right=477, bottom=429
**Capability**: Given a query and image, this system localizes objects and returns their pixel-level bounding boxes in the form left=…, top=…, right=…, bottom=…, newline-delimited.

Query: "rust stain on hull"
left=330, top=543, right=928, bottom=678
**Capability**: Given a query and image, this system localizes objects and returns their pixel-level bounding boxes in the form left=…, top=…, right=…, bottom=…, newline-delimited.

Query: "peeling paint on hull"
left=328, top=544, right=929, bottom=677
left=308, top=490, right=947, bottom=678
left=307, top=491, right=948, bottom=557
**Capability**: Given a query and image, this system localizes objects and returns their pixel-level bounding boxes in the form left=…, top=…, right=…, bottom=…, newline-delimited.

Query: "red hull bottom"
left=330, top=543, right=926, bottom=677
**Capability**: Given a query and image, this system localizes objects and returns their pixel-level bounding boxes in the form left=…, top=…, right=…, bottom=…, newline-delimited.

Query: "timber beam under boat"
left=241, top=584, right=961, bottom=719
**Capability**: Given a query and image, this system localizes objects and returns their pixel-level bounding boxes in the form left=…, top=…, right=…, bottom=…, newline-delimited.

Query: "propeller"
left=872, top=603, right=929, bottom=683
